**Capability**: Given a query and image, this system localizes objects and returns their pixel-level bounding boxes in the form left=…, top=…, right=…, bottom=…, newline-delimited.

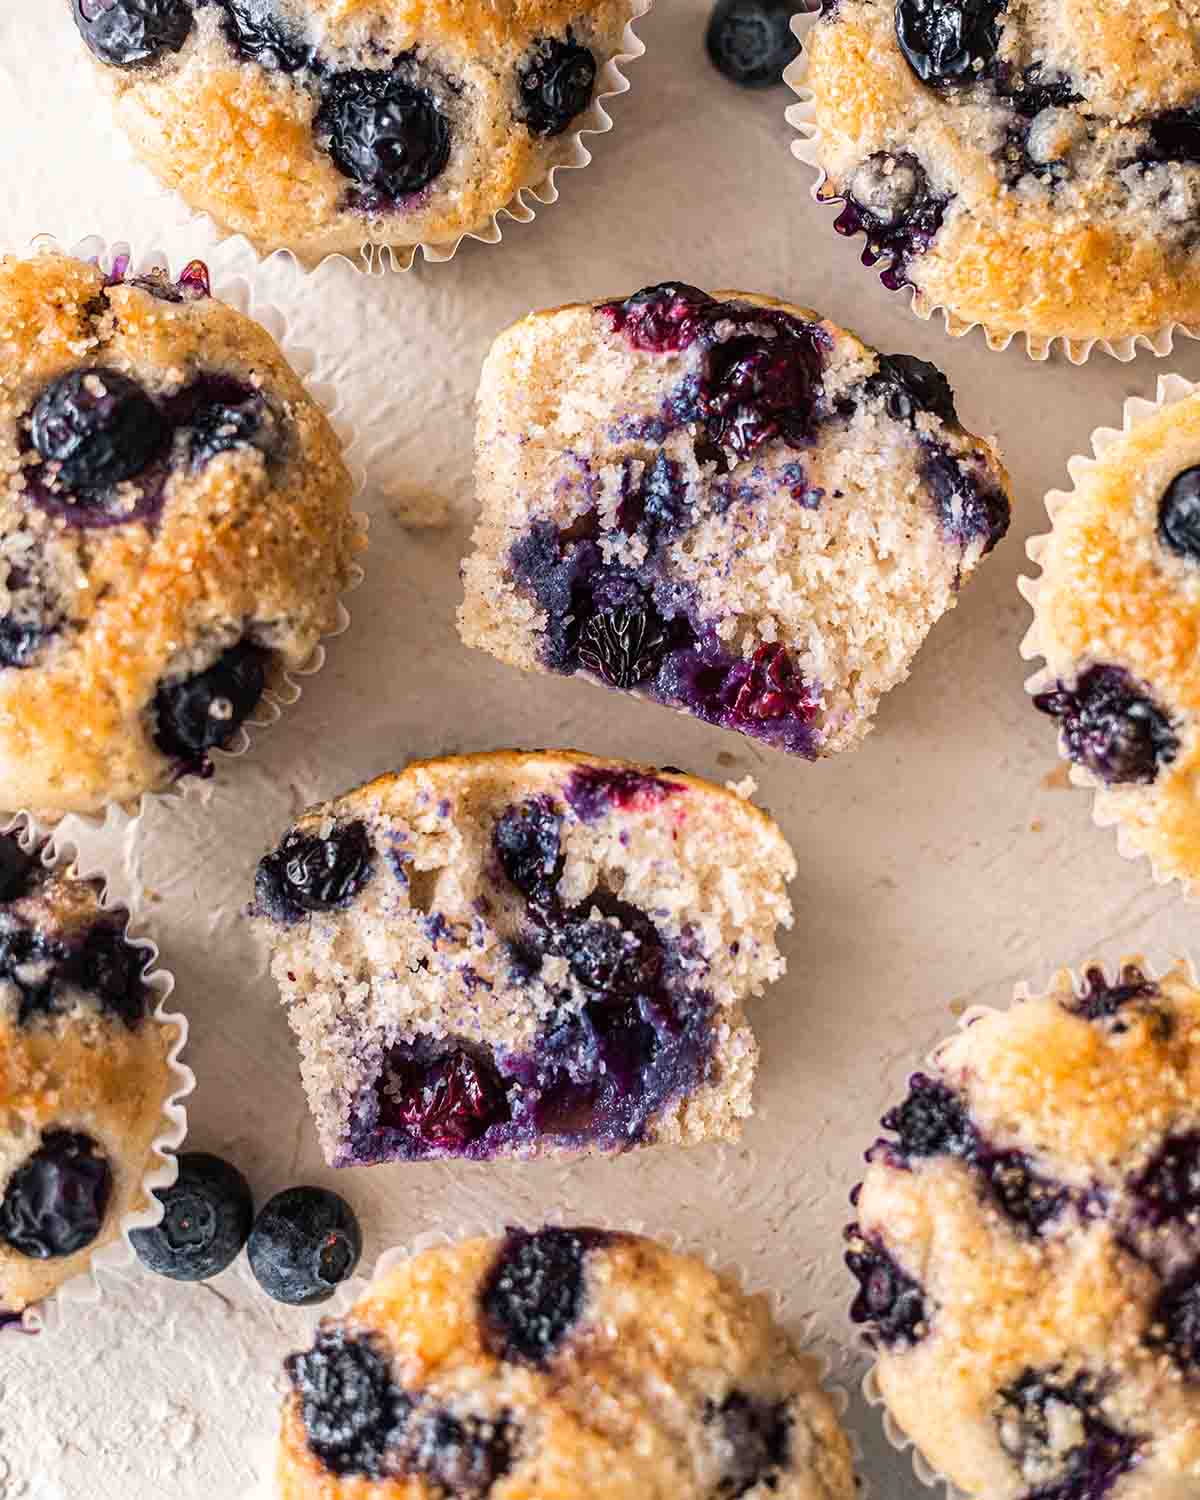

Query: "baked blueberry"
left=1034, top=666, right=1178, bottom=786
left=0, top=616, right=53, bottom=670
left=72, top=0, right=193, bottom=69
left=493, top=799, right=563, bottom=903
left=1142, top=109, right=1200, bottom=167
left=516, top=34, right=597, bottom=135
left=316, top=70, right=452, bottom=202
left=1067, top=964, right=1160, bottom=1022
left=256, top=821, right=374, bottom=923
left=248, top=1185, right=362, bottom=1305
left=552, top=901, right=664, bottom=998
left=894, top=0, right=1002, bottom=88
left=706, top=1391, right=792, bottom=1498
left=481, top=1227, right=607, bottom=1366
left=377, top=1048, right=510, bottom=1150
left=0, top=834, right=36, bottom=904
left=705, top=0, right=800, bottom=88
left=29, top=368, right=167, bottom=496
left=1148, top=1270, right=1200, bottom=1374
left=601, top=282, right=716, bottom=354
left=869, top=352, right=958, bottom=425
left=880, top=1074, right=974, bottom=1162
left=152, top=639, right=269, bottom=760
left=844, top=1229, right=928, bottom=1346
left=130, top=1152, right=253, bottom=1281
left=577, top=604, right=669, bottom=689
left=286, top=1327, right=406, bottom=1477
left=994, top=1369, right=1140, bottom=1500
left=187, top=395, right=266, bottom=468
left=216, top=0, right=315, bottom=74
left=400, top=1408, right=514, bottom=1498
left=0, top=1131, right=112, bottom=1259
left=1158, top=467, right=1200, bottom=561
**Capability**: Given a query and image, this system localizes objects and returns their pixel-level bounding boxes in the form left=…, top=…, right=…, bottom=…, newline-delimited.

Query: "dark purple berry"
left=844, top=1228, right=928, bottom=1346
left=4, top=916, right=148, bottom=1030
left=835, top=152, right=949, bottom=288
left=705, top=0, right=801, bottom=88
left=617, top=452, right=690, bottom=547
left=577, top=605, right=669, bottom=689
left=0, top=617, right=51, bottom=670
left=153, top=640, right=268, bottom=759
left=72, top=0, right=193, bottom=68
left=400, top=1408, right=513, bottom=1498
left=1066, top=965, right=1159, bottom=1022
left=1148, top=1269, right=1200, bottom=1375
left=187, top=396, right=265, bottom=468
left=881, top=1074, right=976, bottom=1161
left=286, top=1327, right=408, bottom=1477
left=553, top=901, right=664, bottom=998
left=700, top=330, right=821, bottom=460
left=894, top=0, right=1003, bottom=87
left=999, top=63, right=1082, bottom=117
left=564, top=766, right=681, bottom=821
left=516, top=34, right=596, bottom=135
left=29, top=368, right=168, bottom=496
left=1128, top=1132, right=1200, bottom=1230
left=922, top=443, right=1010, bottom=553
left=1141, top=109, right=1200, bottom=166
left=256, top=821, right=375, bottom=923
left=0, top=834, right=36, bottom=903
left=248, top=1186, right=362, bottom=1305
left=493, top=799, right=563, bottom=903
left=217, top=0, right=315, bottom=73
left=1158, top=466, right=1200, bottom=561
left=995, top=1369, right=1140, bottom=1500
left=1034, top=665, right=1177, bottom=786
left=481, top=1227, right=608, bottom=1366
left=599, top=283, right=716, bottom=354
left=316, top=70, right=451, bottom=201
left=0, top=1131, right=112, bottom=1259
left=130, top=1152, right=253, bottom=1281
left=987, top=1151, right=1069, bottom=1235
left=705, top=1392, right=792, bottom=1498
left=378, top=1048, right=510, bottom=1152
left=868, top=352, right=958, bottom=425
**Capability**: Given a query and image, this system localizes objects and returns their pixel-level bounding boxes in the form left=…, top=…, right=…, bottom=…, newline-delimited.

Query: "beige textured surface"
left=5, top=1, right=1200, bottom=1497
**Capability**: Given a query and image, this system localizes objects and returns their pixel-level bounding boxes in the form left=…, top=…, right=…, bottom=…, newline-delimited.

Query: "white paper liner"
left=1018, top=372, right=1200, bottom=898
left=0, top=813, right=194, bottom=1338
left=782, top=9, right=1200, bottom=365
left=6, top=232, right=369, bottom=830
left=851, top=954, right=1195, bottom=1499
left=252, top=1214, right=866, bottom=1500
left=88, top=5, right=653, bottom=276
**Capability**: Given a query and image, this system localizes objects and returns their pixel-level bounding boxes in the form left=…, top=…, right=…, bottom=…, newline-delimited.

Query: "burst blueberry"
left=705, top=0, right=800, bottom=88
left=256, top=821, right=375, bottom=923
left=1034, top=665, right=1177, bottom=786
left=0, top=1131, right=112, bottom=1259
left=153, top=640, right=268, bottom=759
left=286, top=1327, right=408, bottom=1477
left=481, top=1227, right=608, bottom=1366
left=880, top=1074, right=976, bottom=1161
left=706, top=1391, right=792, bottom=1497
left=72, top=0, right=193, bottom=68
left=217, top=0, right=315, bottom=73
left=316, top=69, right=452, bottom=201
left=894, top=0, right=1003, bottom=87
left=1148, top=1269, right=1200, bottom=1374
left=188, top=397, right=265, bottom=468
left=995, top=1369, right=1140, bottom=1500
left=30, top=368, right=168, bottom=496
left=493, top=799, right=563, bottom=903
left=868, top=352, right=958, bottom=425
left=378, top=1048, right=510, bottom=1151
left=844, top=1228, right=928, bottom=1346
left=516, top=34, right=596, bottom=135
left=249, top=1186, right=362, bottom=1305
left=130, top=1152, right=253, bottom=1281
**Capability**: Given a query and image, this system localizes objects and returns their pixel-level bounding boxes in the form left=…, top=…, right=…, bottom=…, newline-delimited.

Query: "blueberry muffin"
left=278, top=1226, right=857, bottom=1498
left=1025, top=380, right=1200, bottom=893
left=799, top=0, right=1200, bottom=353
left=846, top=960, right=1200, bottom=1499
left=253, top=750, right=795, bottom=1167
left=459, top=284, right=1010, bottom=759
left=0, top=831, right=184, bottom=1315
left=71, top=0, right=647, bottom=266
left=0, top=250, right=361, bottom=816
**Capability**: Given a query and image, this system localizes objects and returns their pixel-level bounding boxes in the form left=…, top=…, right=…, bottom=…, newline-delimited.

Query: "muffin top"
left=278, top=1227, right=857, bottom=1499
left=1027, top=382, right=1200, bottom=893
left=72, top=0, right=642, bottom=264
left=0, top=250, right=360, bottom=815
left=847, top=961, right=1200, bottom=1500
left=0, top=832, right=180, bottom=1313
left=802, top=0, right=1200, bottom=350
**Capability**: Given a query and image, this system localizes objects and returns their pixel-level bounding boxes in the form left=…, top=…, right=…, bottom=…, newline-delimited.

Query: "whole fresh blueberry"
left=1158, top=467, right=1200, bottom=561
left=1034, top=665, right=1177, bottom=786
left=30, top=368, right=168, bottom=496
left=255, top=821, right=375, bottom=923
left=72, top=0, right=193, bottom=68
left=706, top=0, right=800, bottom=88
left=0, top=1131, right=112, bottom=1259
left=316, top=70, right=452, bottom=200
left=286, top=1327, right=408, bottom=1477
left=516, top=34, right=597, bottom=134
left=130, top=1152, right=253, bottom=1281
left=248, top=1186, right=362, bottom=1305
left=894, top=0, right=1003, bottom=87
left=153, top=640, right=269, bottom=759
left=480, top=1226, right=609, bottom=1366
left=217, top=0, right=314, bottom=73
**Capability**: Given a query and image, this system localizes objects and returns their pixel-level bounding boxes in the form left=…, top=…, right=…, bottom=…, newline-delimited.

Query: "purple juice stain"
left=1034, top=666, right=1178, bottom=787
left=829, top=152, right=949, bottom=290
left=564, top=766, right=683, bottom=822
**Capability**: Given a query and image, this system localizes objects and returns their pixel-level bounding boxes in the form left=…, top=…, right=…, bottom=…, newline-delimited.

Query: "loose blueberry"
left=480, top=1226, right=608, bottom=1366
left=30, top=368, right=167, bottom=497
left=516, top=34, right=596, bottom=135
left=248, top=1186, right=362, bottom=1305
left=868, top=352, right=958, bottom=425
left=286, top=1327, right=408, bottom=1477
left=706, top=1391, right=792, bottom=1498
left=153, top=640, right=268, bottom=759
left=217, top=0, right=315, bottom=73
left=844, top=1227, right=928, bottom=1346
left=995, top=1369, right=1140, bottom=1500
left=894, top=0, right=1002, bottom=88
left=1034, top=665, right=1177, bottom=786
left=316, top=70, right=452, bottom=201
left=493, top=799, right=563, bottom=904
left=0, top=834, right=36, bottom=903
left=577, top=604, right=669, bottom=689
left=1148, top=1269, right=1200, bottom=1375
left=130, top=1152, right=253, bottom=1281
left=1158, top=467, right=1200, bottom=561
left=72, top=0, right=193, bottom=68
left=378, top=1048, right=510, bottom=1152
left=255, top=821, right=375, bottom=923
left=705, top=0, right=800, bottom=87
left=0, top=1131, right=112, bottom=1259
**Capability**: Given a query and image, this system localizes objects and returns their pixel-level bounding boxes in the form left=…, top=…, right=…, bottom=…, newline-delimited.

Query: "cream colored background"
left=3, top=2, right=1200, bottom=1496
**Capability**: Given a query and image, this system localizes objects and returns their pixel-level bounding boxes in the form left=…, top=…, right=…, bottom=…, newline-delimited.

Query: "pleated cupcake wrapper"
left=782, top=9, right=1200, bottom=365
left=851, top=954, right=1195, bottom=1499
left=7, top=233, right=369, bottom=834
left=0, top=813, right=193, bottom=1337
left=87, top=5, right=652, bottom=276
left=1018, top=371, right=1200, bottom=897
left=246, top=1214, right=866, bottom=1500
